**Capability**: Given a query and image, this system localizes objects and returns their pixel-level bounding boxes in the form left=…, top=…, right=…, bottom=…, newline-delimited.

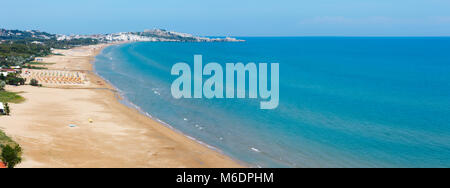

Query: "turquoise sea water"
left=94, top=37, right=450, bottom=167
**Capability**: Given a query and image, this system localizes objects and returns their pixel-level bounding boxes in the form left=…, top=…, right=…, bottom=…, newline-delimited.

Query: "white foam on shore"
left=152, top=88, right=161, bottom=96
left=94, top=65, right=223, bottom=152
left=251, top=147, right=261, bottom=153
left=92, top=43, right=248, bottom=167
left=115, top=90, right=237, bottom=163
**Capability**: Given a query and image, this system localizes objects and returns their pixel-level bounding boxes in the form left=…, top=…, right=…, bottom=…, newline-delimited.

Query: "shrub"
left=30, top=78, right=39, bottom=86
left=0, top=144, right=22, bottom=168
left=0, top=81, right=5, bottom=91
left=4, top=102, right=10, bottom=115
left=5, top=74, right=26, bottom=86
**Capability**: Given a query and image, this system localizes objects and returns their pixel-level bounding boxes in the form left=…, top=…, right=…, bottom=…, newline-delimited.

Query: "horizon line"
left=2, top=27, right=450, bottom=38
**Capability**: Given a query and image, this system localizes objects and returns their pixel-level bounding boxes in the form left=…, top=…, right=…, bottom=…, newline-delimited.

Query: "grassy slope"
left=0, top=130, right=16, bottom=147
left=0, top=130, right=19, bottom=166
left=0, top=91, right=21, bottom=163
left=0, top=91, right=25, bottom=103
left=27, top=61, right=55, bottom=65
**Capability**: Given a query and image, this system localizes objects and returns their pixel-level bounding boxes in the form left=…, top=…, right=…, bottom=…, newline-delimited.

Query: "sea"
left=94, top=37, right=450, bottom=167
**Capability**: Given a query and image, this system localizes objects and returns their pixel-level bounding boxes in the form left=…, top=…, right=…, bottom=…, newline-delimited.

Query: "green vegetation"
left=23, top=64, right=48, bottom=69
left=24, top=62, right=53, bottom=69
left=0, top=91, right=25, bottom=103
left=0, top=144, right=22, bottom=168
left=30, top=78, right=39, bottom=86
left=27, top=61, right=54, bottom=65
left=0, top=130, right=22, bottom=168
left=0, top=131, right=15, bottom=146
left=3, top=102, right=10, bottom=115
left=1, top=28, right=100, bottom=67
left=0, top=29, right=53, bottom=41
left=0, top=43, right=51, bottom=66
left=0, top=73, right=26, bottom=86
left=44, top=38, right=99, bottom=49
left=0, top=43, right=51, bottom=57
left=0, top=81, right=5, bottom=90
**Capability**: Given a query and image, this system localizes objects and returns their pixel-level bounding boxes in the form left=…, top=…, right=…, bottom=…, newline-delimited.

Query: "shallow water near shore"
left=94, top=37, right=450, bottom=167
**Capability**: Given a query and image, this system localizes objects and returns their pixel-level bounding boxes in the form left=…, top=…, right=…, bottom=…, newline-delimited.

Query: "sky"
left=1, top=0, right=450, bottom=36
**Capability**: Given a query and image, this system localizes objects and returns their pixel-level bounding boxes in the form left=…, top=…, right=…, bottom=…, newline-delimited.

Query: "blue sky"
left=1, top=0, right=450, bottom=36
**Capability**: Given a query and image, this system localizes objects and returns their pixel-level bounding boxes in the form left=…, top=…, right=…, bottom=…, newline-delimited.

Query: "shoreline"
left=1, top=43, right=244, bottom=168
left=90, top=42, right=246, bottom=166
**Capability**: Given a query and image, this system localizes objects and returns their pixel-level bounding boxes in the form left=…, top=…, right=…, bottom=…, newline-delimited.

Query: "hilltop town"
left=1, top=28, right=244, bottom=76
left=56, top=29, right=245, bottom=42
left=1, top=28, right=244, bottom=43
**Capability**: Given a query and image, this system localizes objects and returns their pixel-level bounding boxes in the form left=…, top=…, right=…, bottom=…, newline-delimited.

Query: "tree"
left=0, top=144, right=22, bottom=168
left=30, top=78, right=39, bottom=86
left=20, top=78, right=26, bottom=85
left=5, top=74, right=25, bottom=86
left=0, top=81, right=5, bottom=90
left=4, top=102, right=10, bottom=115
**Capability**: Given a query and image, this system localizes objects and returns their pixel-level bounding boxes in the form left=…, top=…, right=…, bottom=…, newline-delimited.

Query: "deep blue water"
left=94, top=37, right=450, bottom=167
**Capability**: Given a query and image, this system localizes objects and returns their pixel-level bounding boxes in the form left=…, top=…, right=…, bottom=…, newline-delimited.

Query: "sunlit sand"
left=0, top=44, right=242, bottom=168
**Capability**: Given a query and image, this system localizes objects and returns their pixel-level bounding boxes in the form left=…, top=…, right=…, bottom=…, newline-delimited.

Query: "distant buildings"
left=1, top=69, right=15, bottom=77
left=54, top=29, right=245, bottom=43
left=31, top=41, right=44, bottom=45
left=1, top=28, right=244, bottom=43
left=0, top=66, right=21, bottom=77
left=10, top=66, right=21, bottom=69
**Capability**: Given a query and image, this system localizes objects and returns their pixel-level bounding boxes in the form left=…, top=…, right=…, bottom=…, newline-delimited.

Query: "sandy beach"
left=0, top=43, right=242, bottom=168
